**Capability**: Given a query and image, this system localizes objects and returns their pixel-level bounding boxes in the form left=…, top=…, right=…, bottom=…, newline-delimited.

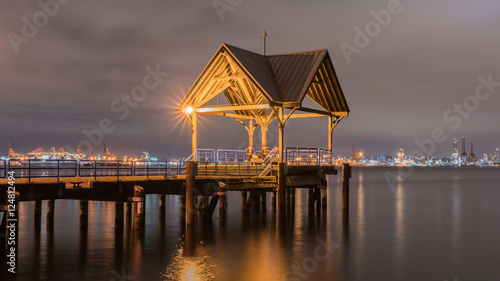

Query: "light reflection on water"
left=163, top=248, right=215, bottom=281
left=2, top=167, right=500, bottom=281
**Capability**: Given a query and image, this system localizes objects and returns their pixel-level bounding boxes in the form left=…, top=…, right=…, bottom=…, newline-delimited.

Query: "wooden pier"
left=1, top=42, right=352, bottom=264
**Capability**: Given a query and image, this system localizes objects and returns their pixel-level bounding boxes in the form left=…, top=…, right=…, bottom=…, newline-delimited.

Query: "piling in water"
left=133, top=185, right=145, bottom=230
left=185, top=162, right=196, bottom=226
left=342, top=163, right=351, bottom=211
left=46, top=199, right=55, bottom=226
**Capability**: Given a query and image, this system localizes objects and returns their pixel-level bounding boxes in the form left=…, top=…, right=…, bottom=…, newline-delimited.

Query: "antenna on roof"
left=263, top=30, right=267, bottom=55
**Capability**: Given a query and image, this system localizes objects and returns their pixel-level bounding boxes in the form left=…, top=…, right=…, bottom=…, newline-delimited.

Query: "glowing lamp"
left=184, top=106, right=194, bottom=114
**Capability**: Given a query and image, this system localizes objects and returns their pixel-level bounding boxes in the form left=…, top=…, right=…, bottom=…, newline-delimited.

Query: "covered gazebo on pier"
left=178, top=43, right=349, bottom=163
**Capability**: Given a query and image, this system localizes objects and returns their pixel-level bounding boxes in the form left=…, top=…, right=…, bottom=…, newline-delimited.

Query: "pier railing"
left=1, top=147, right=334, bottom=181
left=286, top=147, right=334, bottom=166
left=0, top=160, right=6, bottom=178
left=197, top=161, right=266, bottom=177
left=186, top=149, right=247, bottom=162
left=0, top=159, right=186, bottom=181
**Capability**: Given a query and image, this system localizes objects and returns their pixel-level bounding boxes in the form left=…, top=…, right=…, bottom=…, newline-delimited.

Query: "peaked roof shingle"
left=266, top=50, right=327, bottom=103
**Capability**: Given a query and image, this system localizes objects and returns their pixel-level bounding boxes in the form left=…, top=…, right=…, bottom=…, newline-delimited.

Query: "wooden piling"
left=218, top=183, right=227, bottom=221
left=289, top=188, right=295, bottom=205
left=133, top=185, right=145, bottom=230
left=241, top=191, right=247, bottom=211
left=80, top=200, right=88, bottom=229
left=308, top=188, right=314, bottom=206
left=179, top=194, right=186, bottom=214
left=286, top=188, right=292, bottom=205
left=46, top=199, right=55, bottom=226
left=278, top=162, right=286, bottom=216
left=254, top=191, right=261, bottom=212
left=342, top=163, right=351, bottom=211
left=250, top=191, right=258, bottom=212
left=321, top=189, right=327, bottom=210
left=125, top=202, right=132, bottom=224
left=186, top=162, right=196, bottom=226
left=33, top=200, right=42, bottom=228
left=159, top=194, right=166, bottom=219
left=261, top=192, right=267, bottom=212
left=271, top=191, right=276, bottom=211
left=115, top=202, right=124, bottom=229
left=184, top=225, right=195, bottom=257
left=314, top=188, right=321, bottom=209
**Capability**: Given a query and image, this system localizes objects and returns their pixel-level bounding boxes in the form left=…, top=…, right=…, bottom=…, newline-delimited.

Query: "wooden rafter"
left=196, top=104, right=270, bottom=113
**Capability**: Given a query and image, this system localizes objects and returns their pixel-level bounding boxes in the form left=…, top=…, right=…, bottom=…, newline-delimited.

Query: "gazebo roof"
left=179, top=43, right=349, bottom=119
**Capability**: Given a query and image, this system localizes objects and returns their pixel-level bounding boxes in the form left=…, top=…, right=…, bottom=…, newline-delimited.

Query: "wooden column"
left=278, top=107, right=284, bottom=163
left=261, top=111, right=269, bottom=152
left=248, top=120, right=255, bottom=150
left=342, top=163, right=351, bottom=211
left=133, top=185, right=145, bottom=230
left=325, top=115, right=334, bottom=209
left=261, top=125, right=268, bottom=152
left=186, top=162, right=196, bottom=226
left=328, top=115, right=333, bottom=152
left=46, top=199, right=55, bottom=226
left=191, top=112, right=197, bottom=155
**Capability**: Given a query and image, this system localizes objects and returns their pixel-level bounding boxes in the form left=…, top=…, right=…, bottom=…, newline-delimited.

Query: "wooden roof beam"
left=295, top=107, right=349, bottom=117
left=213, top=75, right=247, bottom=81
left=201, top=111, right=255, bottom=120
left=196, top=104, right=270, bottom=113
left=289, top=113, right=325, bottom=118
left=268, top=101, right=301, bottom=109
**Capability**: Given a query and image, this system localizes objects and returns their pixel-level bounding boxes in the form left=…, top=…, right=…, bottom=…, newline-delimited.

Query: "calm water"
left=3, top=167, right=500, bottom=281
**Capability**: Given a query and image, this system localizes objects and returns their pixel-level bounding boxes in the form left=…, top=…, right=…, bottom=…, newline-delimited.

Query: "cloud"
left=1, top=0, right=499, bottom=158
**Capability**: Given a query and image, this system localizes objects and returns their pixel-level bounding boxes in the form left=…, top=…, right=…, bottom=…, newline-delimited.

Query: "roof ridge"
left=222, top=42, right=266, bottom=57
left=266, top=48, right=327, bottom=57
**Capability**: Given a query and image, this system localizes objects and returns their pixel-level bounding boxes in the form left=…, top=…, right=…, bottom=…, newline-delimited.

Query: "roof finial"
left=263, top=30, right=267, bottom=56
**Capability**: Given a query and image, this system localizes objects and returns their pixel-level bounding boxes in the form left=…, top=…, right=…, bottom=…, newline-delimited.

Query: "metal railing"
left=1, top=147, right=334, bottom=181
left=197, top=161, right=263, bottom=177
left=216, top=149, right=247, bottom=162
left=319, top=149, right=334, bottom=166
left=259, top=148, right=278, bottom=177
left=0, top=160, right=6, bottom=178
left=0, top=159, right=185, bottom=181
left=4, top=159, right=78, bottom=181
left=285, top=147, right=334, bottom=166
left=185, top=149, right=216, bottom=162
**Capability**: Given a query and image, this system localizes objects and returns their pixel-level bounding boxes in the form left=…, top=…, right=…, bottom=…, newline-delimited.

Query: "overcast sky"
left=1, top=0, right=499, bottom=159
